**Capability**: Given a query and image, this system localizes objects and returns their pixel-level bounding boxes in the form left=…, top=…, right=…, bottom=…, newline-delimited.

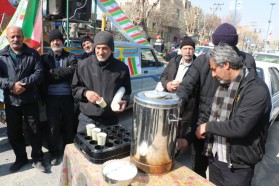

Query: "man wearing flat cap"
left=41, top=29, right=77, bottom=166
left=72, top=31, right=131, bottom=132
left=81, top=35, right=94, bottom=60
left=160, top=36, right=197, bottom=138
left=176, top=23, right=256, bottom=178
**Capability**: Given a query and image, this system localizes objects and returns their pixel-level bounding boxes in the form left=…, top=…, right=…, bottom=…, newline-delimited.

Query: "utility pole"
left=265, top=3, right=276, bottom=52
left=210, top=3, right=224, bottom=14
left=233, top=0, right=238, bottom=26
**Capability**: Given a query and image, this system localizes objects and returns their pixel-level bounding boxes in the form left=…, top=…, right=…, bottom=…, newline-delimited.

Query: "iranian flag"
left=0, top=0, right=42, bottom=52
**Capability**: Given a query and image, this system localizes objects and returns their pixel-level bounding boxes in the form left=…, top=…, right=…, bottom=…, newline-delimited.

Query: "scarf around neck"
left=209, top=67, right=246, bottom=122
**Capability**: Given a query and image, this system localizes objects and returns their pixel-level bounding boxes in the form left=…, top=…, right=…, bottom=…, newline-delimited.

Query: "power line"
left=210, top=3, right=224, bottom=14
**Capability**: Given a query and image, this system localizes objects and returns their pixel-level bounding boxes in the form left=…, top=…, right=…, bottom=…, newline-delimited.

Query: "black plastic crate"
left=74, top=125, right=131, bottom=164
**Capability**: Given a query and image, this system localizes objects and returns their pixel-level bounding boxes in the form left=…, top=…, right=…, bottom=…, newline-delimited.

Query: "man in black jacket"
left=160, top=37, right=197, bottom=137
left=176, top=23, right=256, bottom=178
left=72, top=31, right=131, bottom=132
left=41, top=29, right=77, bottom=166
left=0, top=26, right=45, bottom=173
left=196, top=43, right=271, bottom=185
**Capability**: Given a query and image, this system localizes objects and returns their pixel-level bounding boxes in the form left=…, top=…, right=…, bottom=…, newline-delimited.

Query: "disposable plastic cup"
left=96, top=97, right=107, bottom=108
left=92, top=128, right=101, bottom=141
left=86, top=124, right=95, bottom=136
left=97, top=132, right=107, bottom=146
left=171, top=80, right=180, bottom=85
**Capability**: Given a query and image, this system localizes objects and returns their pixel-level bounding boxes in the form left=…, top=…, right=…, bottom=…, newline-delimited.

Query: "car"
left=165, top=48, right=179, bottom=61
left=254, top=52, right=279, bottom=69
left=267, top=49, right=279, bottom=54
left=194, top=46, right=213, bottom=57
left=44, top=41, right=166, bottom=106
left=256, top=61, right=279, bottom=123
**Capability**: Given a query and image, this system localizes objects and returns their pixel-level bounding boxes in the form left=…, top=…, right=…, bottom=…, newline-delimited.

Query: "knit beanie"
left=212, top=23, right=238, bottom=46
left=180, top=37, right=195, bottom=49
left=93, top=31, right=114, bottom=51
left=49, top=29, right=64, bottom=43
left=81, top=36, right=94, bottom=47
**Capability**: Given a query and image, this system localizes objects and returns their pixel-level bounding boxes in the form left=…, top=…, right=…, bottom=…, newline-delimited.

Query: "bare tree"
left=223, top=11, right=241, bottom=26
left=181, top=6, right=198, bottom=36
left=194, top=13, right=221, bottom=43
left=121, top=0, right=159, bottom=38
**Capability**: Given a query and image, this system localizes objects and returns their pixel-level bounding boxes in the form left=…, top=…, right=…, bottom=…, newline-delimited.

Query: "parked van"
left=114, top=41, right=165, bottom=104
left=44, top=41, right=165, bottom=105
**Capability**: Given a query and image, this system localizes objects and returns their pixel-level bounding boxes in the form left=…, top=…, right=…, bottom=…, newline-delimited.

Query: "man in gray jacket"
left=0, top=26, right=45, bottom=173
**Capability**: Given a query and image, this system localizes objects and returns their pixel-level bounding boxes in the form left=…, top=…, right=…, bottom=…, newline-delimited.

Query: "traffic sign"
left=246, top=38, right=251, bottom=43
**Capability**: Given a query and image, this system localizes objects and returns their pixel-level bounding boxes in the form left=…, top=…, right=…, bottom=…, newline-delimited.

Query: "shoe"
left=9, top=159, right=29, bottom=173
left=50, top=155, right=59, bottom=166
left=32, top=161, right=46, bottom=172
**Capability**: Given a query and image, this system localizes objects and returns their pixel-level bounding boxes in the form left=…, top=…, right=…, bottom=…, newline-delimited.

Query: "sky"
left=190, top=0, right=279, bottom=40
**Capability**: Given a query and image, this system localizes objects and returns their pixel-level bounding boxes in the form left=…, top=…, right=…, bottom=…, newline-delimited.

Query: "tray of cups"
left=74, top=124, right=131, bottom=164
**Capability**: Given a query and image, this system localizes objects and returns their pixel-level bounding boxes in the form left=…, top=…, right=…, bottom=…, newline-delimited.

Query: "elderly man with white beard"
left=41, top=29, right=77, bottom=166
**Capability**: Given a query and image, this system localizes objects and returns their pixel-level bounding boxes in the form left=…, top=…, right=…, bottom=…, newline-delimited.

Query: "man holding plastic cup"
left=159, top=37, right=197, bottom=138
left=72, top=31, right=131, bottom=132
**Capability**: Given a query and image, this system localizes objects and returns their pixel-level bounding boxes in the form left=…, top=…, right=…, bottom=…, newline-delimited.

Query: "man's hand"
left=196, top=123, right=207, bottom=139
left=12, top=82, right=26, bottom=95
left=114, top=100, right=127, bottom=112
left=84, top=90, right=101, bottom=104
left=166, top=81, right=180, bottom=92
left=176, top=138, right=189, bottom=150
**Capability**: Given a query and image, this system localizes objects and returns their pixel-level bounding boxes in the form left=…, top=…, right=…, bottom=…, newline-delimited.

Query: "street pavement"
left=2, top=109, right=277, bottom=185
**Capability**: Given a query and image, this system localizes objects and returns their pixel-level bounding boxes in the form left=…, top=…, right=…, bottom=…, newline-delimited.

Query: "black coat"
left=176, top=46, right=256, bottom=143
left=72, top=54, right=131, bottom=121
left=160, top=55, right=198, bottom=127
left=0, top=44, right=44, bottom=106
left=40, top=49, right=77, bottom=101
left=206, top=69, right=271, bottom=168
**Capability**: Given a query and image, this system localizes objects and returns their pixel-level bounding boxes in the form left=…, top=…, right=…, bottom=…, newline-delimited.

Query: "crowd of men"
left=0, top=23, right=272, bottom=186
left=0, top=26, right=131, bottom=173
left=160, top=23, right=270, bottom=186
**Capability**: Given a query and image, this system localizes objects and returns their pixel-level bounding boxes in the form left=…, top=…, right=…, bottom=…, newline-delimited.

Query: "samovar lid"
left=134, top=91, right=181, bottom=109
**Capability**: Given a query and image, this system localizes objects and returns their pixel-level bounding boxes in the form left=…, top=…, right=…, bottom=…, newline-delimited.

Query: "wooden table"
left=60, top=144, right=215, bottom=186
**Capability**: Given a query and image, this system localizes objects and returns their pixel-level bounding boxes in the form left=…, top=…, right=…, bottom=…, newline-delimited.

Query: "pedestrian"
left=195, top=43, right=271, bottom=185
left=0, top=26, right=46, bottom=173
left=176, top=23, right=256, bottom=178
left=80, top=35, right=94, bottom=60
left=41, top=29, right=77, bottom=166
left=160, top=37, right=197, bottom=137
left=72, top=31, right=131, bottom=132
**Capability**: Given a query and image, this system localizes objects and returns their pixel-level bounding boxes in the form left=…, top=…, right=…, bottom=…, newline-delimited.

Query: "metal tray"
left=74, top=125, right=131, bottom=164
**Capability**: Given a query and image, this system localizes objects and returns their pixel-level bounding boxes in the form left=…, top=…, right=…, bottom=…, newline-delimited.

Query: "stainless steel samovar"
left=130, top=91, right=181, bottom=174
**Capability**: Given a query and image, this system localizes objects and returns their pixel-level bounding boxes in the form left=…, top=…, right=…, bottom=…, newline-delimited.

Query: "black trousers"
left=46, top=95, right=74, bottom=155
left=191, top=139, right=208, bottom=178
left=209, top=156, right=254, bottom=186
left=6, top=103, right=43, bottom=162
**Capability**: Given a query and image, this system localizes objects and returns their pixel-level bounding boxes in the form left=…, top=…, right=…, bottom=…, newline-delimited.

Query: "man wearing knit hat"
left=176, top=23, right=256, bottom=178
left=72, top=31, right=131, bottom=132
left=160, top=36, right=197, bottom=138
left=41, top=29, right=77, bottom=166
left=80, top=35, right=94, bottom=60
